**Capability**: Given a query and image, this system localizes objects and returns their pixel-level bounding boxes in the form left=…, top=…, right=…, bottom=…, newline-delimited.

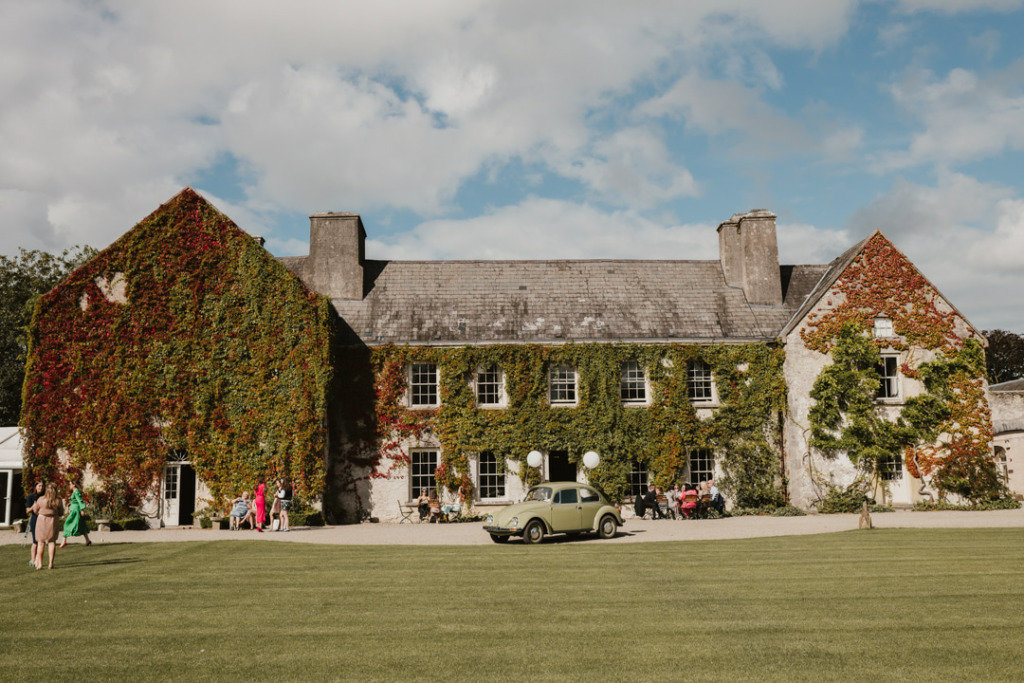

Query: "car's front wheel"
left=489, top=533, right=509, bottom=544
left=523, top=519, right=546, bottom=544
left=597, top=514, right=617, bottom=539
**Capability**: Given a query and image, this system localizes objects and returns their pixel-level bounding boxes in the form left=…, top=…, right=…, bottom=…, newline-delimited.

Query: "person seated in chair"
left=416, top=489, right=430, bottom=521
left=427, top=490, right=442, bottom=523
left=645, top=485, right=662, bottom=519
left=664, top=485, right=679, bottom=520
left=679, top=485, right=699, bottom=519
left=229, top=492, right=250, bottom=530
left=709, top=479, right=725, bottom=515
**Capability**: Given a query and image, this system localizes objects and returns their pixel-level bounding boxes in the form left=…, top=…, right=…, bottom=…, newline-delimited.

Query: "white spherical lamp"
left=526, top=450, right=543, bottom=468
left=582, top=451, right=600, bottom=469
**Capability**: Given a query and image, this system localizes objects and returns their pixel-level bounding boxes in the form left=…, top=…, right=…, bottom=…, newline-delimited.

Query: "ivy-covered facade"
left=22, top=192, right=1020, bottom=524
left=21, top=190, right=333, bottom=526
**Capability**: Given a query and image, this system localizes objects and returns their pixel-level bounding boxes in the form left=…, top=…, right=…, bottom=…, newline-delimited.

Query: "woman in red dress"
left=254, top=479, right=266, bottom=532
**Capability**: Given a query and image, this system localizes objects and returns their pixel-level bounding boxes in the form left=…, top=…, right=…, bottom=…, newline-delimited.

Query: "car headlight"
left=508, top=516, right=519, bottom=530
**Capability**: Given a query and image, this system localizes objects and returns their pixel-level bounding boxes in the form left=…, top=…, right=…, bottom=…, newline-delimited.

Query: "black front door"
left=178, top=464, right=196, bottom=525
left=548, top=451, right=577, bottom=482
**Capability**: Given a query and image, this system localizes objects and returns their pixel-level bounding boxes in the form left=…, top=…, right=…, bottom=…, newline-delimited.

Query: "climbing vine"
left=344, top=342, right=788, bottom=506
left=21, top=189, right=333, bottom=507
left=803, top=233, right=1002, bottom=502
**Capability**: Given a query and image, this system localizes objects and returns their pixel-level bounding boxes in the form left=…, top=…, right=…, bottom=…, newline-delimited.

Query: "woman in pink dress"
left=254, top=479, right=266, bottom=532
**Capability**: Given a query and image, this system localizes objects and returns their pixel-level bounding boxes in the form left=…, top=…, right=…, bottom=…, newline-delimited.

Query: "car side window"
left=554, top=489, right=578, bottom=504
left=579, top=488, right=600, bottom=503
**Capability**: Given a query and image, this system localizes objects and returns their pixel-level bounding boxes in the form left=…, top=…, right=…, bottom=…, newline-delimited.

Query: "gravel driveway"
left=5, top=508, right=1023, bottom=546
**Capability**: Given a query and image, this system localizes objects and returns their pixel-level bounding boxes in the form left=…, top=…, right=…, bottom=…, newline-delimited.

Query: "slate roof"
left=280, top=256, right=830, bottom=345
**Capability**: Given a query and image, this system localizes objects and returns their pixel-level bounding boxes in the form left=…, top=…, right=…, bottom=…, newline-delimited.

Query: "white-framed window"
left=629, top=460, right=649, bottom=498
left=408, top=363, right=439, bottom=407
left=620, top=362, right=647, bottom=404
left=477, top=452, right=506, bottom=500
left=410, top=450, right=438, bottom=497
left=475, top=365, right=504, bottom=407
left=873, top=316, right=894, bottom=339
left=687, top=361, right=714, bottom=403
left=687, top=448, right=715, bottom=484
left=879, top=454, right=903, bottom=481
left=548, top=365, right=577, bottom=405
left=876, top=356, right=899, bottom=400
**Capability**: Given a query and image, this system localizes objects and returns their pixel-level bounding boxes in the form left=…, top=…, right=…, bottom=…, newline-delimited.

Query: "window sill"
left=874, top=399, right=902, bottom=406
left=549, top=402, right=578, bottom=408
left=622, top=401, right=650, bottom=408
left=407, top=404, right=440, bottom=410
left=475, top=404, right=507, bottom=410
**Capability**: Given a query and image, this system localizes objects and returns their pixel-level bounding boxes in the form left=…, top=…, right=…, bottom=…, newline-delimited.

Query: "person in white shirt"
left=708, top=480, right=725, bottom=515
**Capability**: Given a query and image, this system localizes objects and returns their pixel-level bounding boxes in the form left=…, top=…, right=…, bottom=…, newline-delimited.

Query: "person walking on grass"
left=31, top=484, right=63, bottom=569
left=25, top=481, right=43, bottom=566
left=59, top=480, right=92, bottom=548
left=254, top=478, right=267, bottom=532
left=275, top=479, right=291, bottom=532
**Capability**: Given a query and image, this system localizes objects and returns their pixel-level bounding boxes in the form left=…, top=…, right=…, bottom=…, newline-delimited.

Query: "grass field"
left=2, top=528, right=1023, bottom=681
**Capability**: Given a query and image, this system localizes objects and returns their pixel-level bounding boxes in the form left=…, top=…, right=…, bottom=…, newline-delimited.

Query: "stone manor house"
left=11, top=189, right=1023, bottom=526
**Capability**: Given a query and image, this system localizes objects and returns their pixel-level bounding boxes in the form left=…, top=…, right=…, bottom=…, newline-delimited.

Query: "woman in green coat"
left=59, top=480, right=92, bottom=548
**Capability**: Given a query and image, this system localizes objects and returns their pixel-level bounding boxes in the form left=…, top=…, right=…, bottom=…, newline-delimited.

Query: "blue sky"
left=2, top=1, right=1024, bottom=331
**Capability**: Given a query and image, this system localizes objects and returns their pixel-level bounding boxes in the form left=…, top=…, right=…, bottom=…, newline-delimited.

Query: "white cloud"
left=366, top=197, right=719, bottom=261
left=968, top=198, right=1024, bottom=272
left=0, top=0, right=868, bottom=252
left=895, top=0, right=1022, bottom=13
left=880, top=64, right=1024, bottom=169
left=847, top=173, right=1024, bottom=330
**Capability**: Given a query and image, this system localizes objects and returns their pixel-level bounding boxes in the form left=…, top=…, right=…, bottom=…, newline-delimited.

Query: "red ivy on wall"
left=800, top=232, right=997, bottom=499
left=21, top=189, right=333, bottom=507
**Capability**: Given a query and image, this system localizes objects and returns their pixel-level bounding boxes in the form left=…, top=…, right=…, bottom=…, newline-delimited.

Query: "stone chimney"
left=306, top=212, right=365, bottom=300
left=716, top=209, right=782, bottom=306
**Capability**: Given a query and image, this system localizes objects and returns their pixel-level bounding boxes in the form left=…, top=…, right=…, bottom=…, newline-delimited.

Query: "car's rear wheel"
left=489, top=533, right=509, bottom=544
left=524, top=519, right=545, bottom=544
left=598, top=514, right=617, bottom=539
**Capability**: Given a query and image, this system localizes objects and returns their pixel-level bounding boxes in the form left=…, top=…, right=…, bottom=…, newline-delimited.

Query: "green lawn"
left=2, top=529, right=1023, bottom=681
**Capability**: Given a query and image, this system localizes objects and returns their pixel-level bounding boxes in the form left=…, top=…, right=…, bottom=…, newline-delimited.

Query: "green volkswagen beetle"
left=483, top=481, right=624, bottom=544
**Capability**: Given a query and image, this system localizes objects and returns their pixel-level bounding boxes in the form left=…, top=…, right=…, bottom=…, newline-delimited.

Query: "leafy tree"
left=982, top=329, right=1024, bottom=385
left=808, top=323, right=919, bottom=476
left=0, top=246, right=96, bottom=425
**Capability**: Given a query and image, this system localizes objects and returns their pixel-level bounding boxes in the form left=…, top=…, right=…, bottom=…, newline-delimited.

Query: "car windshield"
left=525, top=486, right=553, bottom=502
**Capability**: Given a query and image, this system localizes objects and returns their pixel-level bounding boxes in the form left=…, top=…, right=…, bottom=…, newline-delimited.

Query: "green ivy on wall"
left=21, top=189, right=334, bottom=507
left=350, top=341, right=788, bottom=506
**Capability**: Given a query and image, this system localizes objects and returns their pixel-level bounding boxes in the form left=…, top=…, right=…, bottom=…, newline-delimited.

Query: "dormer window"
left=873, top=316, right=894, bottom=339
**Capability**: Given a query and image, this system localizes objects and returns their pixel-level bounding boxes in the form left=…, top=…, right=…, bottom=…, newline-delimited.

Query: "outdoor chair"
left=680, top=493, right=699, bottom=519
left=397, top=500, right=415, bottom=524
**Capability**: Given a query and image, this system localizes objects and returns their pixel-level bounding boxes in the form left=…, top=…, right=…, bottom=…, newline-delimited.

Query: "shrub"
left=114, top=517, right=148, bottom=531
left=816, top=485, right=869, bottom=514
left=913, top=497, right=1021, bottom=512
left=288, top=497, right=324, bottom=526
left=770, top=505, right=807, bottom=517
